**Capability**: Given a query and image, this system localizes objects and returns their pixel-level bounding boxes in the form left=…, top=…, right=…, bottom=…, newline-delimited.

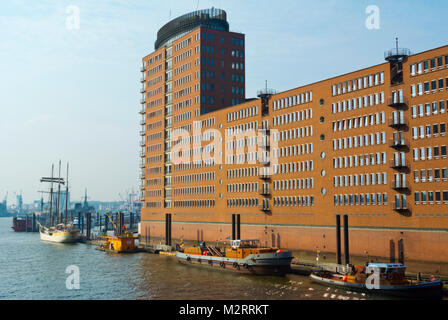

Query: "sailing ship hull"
left=39, top=229, right=80, bottom=243
left=176, top=251, right=292, bottom=276
left=310, top=273, right=443, bottom=299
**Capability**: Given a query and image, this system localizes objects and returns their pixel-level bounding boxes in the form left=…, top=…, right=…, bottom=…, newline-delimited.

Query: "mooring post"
left=236, top=214, right=241, bottom=240
left=232, top=214, right=236, bottom=240
left=343, top=214, right=350, bottom=265
left=336, top=215, right=342, bottom=265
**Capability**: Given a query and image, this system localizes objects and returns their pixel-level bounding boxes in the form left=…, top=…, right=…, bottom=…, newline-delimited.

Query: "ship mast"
left=49, top=164, right=54, bottom=227
left=56, top=160, right=61, bottom=225
left=65, top=162, right=69, bottom=225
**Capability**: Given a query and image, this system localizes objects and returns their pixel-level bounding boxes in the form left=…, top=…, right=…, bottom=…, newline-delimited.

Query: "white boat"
left=38, top=223, right=80, bottom=243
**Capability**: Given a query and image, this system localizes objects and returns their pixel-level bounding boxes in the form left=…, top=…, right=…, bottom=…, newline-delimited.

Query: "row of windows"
left=147, top=154, right=163, bottom=164
left=174, top=199, right=215, bottom=208
left=274, top=126, right=313, bottom=142
left=146, top=52, right=163, bottom=67
left=148, top=64, right=163, bottom=76
left=414, top=191, right=448, bottom=203
left=333, top=173, right=388, bottom=188
left=273, top=178, right=314, bottom=190
left=174, top=37, right=192, bottom=52
left=173, top=172, right=215, bottom=184
left=410, top=78, right=448, bottom=96
left=334, top=193, right=388, bottom=206
left=333, top=132, right=386, bottom=151
left=174, top=185, right=215, bottom=196
left=227, top=167, right=259, bottom=179
left=146, top=178, right=162, bottom=186
left=148, top=86, right=163, bottom=97
left=412, top=146, right=448, bottom=161
left=146, top=201, right=162, bottom=208
left=271, top=161, right=314, bottom=175
left=174, top=61, right=192, bottom=76
left=273, top=143, right=314, bottom=158
left=332, top=112, right=386, bottom=132
left=173, top=160, right=215, bottom=172
left=333, top=152, right=387, bottom=169
left=227, top=198, right=258, bottom=208
left=411, top=101, right=447, bottom=118
left=273, top=91, right=313, bottom=111
left=173, top=98, right=193, bottom=112
left=147, top=109, right=162, bottom=120
left=273, top=196, right=314, bottom=207
left=410, top=55, right=448, bottom=76
left=146, top=166, right=162, bottom=175
left=413, top=168, right=448, bottom=182
left=173, top=111, right=192, bottom=124
left=273, top=108, right=313, bottom=127
left=146, top=120, right=163, bottom=131
left=332, top=92, right=385, bottom=114
left=331, top=72, right=385, bottom=96
left=174, top=74, right=192, bottom=88
left=148, top=75, right=163, bottom=87
left=174, top=49, right=192, bottom=64
left=146, top=190, right=162, bottom=198
left=147, top=98, right=163, bottom=110
left=412, top=123, right=447, bottom=139
left=231, top=74, right=244, bottom=83
left=146, top=143, right=162, bottom=153
left=147, top=131, right=163, bottom=142
left=227, top=182, right=259, bottom=193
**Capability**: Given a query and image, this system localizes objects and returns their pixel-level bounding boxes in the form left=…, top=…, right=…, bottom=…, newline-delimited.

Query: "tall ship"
left=38, top=162, right=80, bottom=243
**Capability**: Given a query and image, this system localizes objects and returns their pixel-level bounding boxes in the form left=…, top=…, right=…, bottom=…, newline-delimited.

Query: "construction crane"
left=105, top=213, right=119, bottom=235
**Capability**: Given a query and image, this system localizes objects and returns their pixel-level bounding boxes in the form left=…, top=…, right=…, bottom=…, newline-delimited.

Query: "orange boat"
left=176, top=239, right=293, bottom=276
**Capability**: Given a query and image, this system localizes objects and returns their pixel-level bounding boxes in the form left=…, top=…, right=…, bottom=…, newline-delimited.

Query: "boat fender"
left=233, top=262, right=240, bottom=270
left=186, top=256, right=191, bottom=262
left=208, top=260, right=213, bottom=265
left=243, top=263, right=249, bottom=269
left=220, top=261, right=225, bottom=268
left=198, top=258, right=201, bottom=264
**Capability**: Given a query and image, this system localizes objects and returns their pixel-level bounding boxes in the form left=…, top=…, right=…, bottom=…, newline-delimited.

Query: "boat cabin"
left=103, top=233, right=138, bottom=252
left=226, top=239, right=279, bottom=259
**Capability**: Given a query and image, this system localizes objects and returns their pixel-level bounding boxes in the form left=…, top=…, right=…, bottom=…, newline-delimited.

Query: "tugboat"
left=310, top=262, right=443, bottom=299
left=176, top=239, right=293, bottom=276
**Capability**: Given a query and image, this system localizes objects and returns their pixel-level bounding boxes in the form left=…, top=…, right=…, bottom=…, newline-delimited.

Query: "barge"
left=176, top=239, right=293, bottom=276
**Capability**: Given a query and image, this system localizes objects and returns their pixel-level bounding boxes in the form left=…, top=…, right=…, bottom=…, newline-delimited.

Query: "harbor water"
left=0, top=218, right=443, bottom=300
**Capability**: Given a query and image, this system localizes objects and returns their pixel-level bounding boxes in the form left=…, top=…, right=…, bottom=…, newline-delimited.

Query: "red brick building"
left=139, top=8, right=448, bottom=263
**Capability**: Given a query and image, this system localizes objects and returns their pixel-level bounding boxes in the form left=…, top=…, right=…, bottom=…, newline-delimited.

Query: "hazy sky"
left=1, top=0, right=447, bottom=204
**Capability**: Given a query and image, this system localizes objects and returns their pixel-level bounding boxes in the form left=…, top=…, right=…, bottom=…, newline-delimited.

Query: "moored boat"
left=310, top=262, right=443, bottom=299
left=38, top=222, right=80, bottom=243
left=176, top=239, right=293, bottom=276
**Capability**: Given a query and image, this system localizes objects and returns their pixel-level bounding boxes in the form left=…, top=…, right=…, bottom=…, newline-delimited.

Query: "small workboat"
left=95, top=213, right=141, bottom=253
left=310, top=262, right=443, bottom=299
left=176, top=239, right=293, bottom=276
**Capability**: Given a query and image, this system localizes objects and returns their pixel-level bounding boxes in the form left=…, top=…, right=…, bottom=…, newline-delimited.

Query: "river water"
left=0, top=217, right=441, bottom=300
